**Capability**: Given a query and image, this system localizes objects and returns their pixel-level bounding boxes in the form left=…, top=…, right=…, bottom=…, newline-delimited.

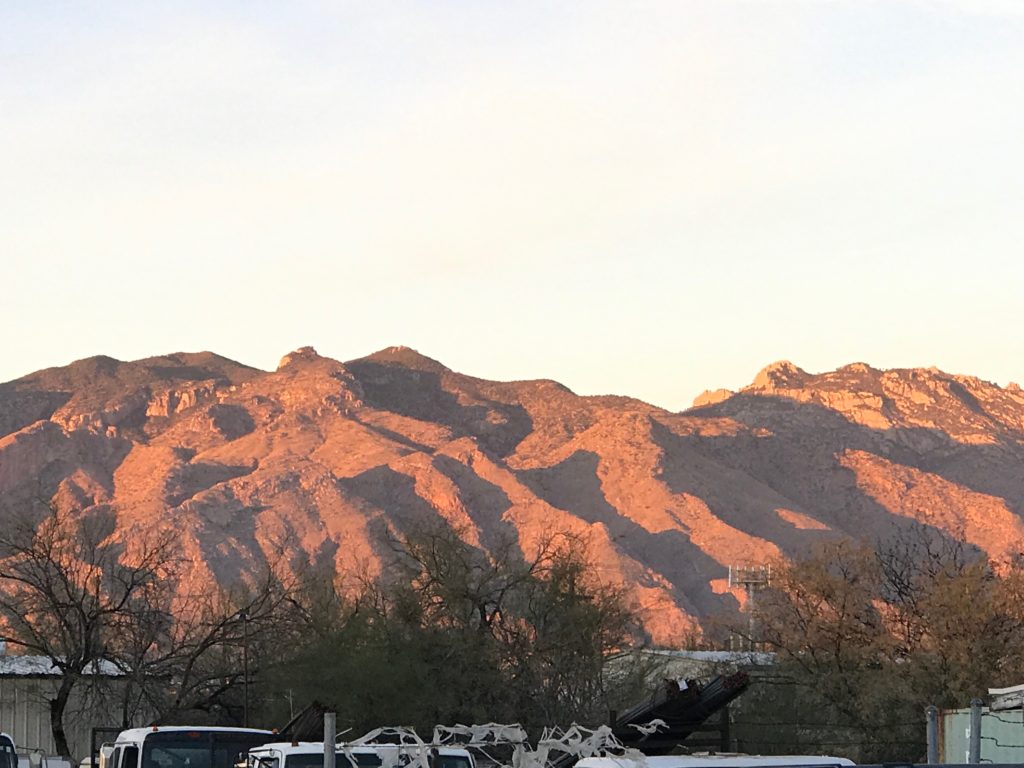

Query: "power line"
left=734, top=721, right=920, bottom=729
left=735, top=742, right=922, bottom=746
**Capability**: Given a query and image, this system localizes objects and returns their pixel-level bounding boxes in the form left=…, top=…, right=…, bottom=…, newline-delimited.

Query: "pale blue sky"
left=2, top=1, right=1023, bottom=411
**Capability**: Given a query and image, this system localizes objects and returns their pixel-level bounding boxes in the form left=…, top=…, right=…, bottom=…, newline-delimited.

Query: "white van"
left=102, top=728, right=277, bottom=768
left=248, top=742, right=476, bottom=768
left=575, top=757, right=854, bottom=768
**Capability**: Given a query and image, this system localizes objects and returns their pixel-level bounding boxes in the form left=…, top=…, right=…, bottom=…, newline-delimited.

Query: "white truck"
left=100, top=727, right=277, bottom=768
left=247, top=742, right=475, bottom=768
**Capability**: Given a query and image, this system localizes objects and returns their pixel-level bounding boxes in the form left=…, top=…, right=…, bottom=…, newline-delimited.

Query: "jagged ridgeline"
left=3, top=347, right=1024, bottom=643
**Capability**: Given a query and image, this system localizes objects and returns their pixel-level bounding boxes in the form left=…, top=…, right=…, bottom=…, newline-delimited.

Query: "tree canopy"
left=721, top=527, right=1024, bottom=762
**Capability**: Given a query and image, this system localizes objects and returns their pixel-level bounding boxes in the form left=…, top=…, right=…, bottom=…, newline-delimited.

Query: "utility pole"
left=241, top=610, right=250, bottom=727
left=969, top=698, right=983, bottom=764
left=324, top=713, right=337, bottom=768
left=926, top=705, right=939, bottom=764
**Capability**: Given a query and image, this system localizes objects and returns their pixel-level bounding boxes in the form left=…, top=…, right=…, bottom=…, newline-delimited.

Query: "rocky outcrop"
left=2, top=349, right=1024, bottom=645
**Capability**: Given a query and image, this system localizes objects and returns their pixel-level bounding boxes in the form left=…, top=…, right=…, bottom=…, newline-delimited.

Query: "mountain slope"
left=2, top=347, right=1023, bottom=644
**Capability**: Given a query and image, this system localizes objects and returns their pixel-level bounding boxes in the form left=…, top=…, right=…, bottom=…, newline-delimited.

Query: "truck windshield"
left=285, top=756, right=380, bottom=768
left=144, top=732, right=274, bottom=768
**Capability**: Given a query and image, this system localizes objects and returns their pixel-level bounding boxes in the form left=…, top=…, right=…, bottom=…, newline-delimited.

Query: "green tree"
left=265, top=525, right=640, bottom=734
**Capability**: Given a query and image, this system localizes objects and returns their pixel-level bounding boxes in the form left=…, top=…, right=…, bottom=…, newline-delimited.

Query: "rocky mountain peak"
left=692, top=389, right=734, bottom=408
left=839, top=362, right=876, bottom=374
left=748, top=360, right=808, bottom=391
left=277, top=346, right=322, bottom=370
left=358, top=346, right=449, bottom=373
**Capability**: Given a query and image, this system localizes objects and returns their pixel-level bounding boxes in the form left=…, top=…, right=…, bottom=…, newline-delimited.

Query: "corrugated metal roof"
left=637, top=650, right=776, bottom=665
left=0, top=656, right=121, bottom=677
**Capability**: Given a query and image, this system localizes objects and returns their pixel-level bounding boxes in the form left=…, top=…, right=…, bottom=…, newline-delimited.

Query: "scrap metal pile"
left=280, top=723, right=644, bottom=768
left=280, top=672, right=749, bottom=766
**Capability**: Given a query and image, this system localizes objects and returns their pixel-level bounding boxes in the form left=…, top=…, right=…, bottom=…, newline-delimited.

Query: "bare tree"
left=508, top=536, right=637, bottom=723
left=95, top=562, right=301, bottom=727
left=0, top=506, right=177, bottom=757
left=386, top=524, right=561, bottom=636
left=723, top=528, right=1024, bottom=762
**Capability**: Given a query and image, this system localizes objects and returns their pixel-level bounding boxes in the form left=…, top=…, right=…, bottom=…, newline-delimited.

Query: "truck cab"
left=102, top=728, right=277, bottom=768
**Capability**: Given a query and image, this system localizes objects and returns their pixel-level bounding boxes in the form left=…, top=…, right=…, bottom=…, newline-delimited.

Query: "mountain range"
left=3, top=346, right=1024, bottom=645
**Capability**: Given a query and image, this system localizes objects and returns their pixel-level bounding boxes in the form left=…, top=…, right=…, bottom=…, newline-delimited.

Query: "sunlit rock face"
left=3, top=349, right=1024, bottom=645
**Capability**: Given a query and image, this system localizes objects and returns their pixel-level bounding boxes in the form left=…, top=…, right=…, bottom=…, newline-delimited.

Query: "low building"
left=0, top=655, right=127, bottom=760
left=620, top=649, right=776, bottom=679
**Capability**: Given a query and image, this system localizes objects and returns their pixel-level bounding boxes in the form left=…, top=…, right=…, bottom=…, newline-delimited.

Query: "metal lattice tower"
left=728, top=564, right=771, bottom=650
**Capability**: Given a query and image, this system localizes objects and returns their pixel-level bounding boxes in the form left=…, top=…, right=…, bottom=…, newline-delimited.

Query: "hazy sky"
left=3, top=1, right=1023, bottom=411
